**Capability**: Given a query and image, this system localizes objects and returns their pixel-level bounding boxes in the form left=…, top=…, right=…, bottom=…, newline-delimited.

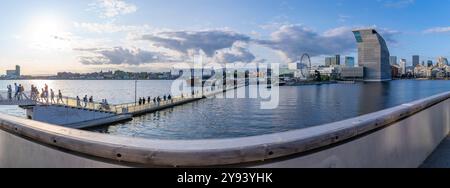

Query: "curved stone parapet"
left=1, top=91, right=450, bottom=167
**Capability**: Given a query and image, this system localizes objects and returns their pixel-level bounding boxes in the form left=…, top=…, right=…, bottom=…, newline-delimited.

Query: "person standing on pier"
left=44, top=84, right=49, bottom=97
left=138, top=97, right=142, bottom=105
left=50, top=89, right=56, bottom=104
left=57, top=90, right=63, bottom=104
left=168, top=94, right=172, bottom=102
left=83, top=95, right=88, bottom=107
left=148, top=96, right=151, bottom=105
left=17, top=84, right=23, bottom=100
left=41, top=88, right=47, bottom=103
left=163, top=95, right=167, bottom=101
left=13, top=83, right=19, bottom=100
left=143, top=97, right=146, bottom=105
left=7, top=85, right=12, bottom=100
left=76, top=96, right=81, bottom=107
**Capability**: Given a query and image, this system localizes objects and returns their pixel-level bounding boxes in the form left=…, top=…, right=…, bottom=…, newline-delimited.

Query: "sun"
left=24, top=14, right=71, bottom=50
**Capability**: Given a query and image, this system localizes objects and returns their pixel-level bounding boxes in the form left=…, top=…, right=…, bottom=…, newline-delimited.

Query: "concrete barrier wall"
left=1, top=92, right=450, bottom=168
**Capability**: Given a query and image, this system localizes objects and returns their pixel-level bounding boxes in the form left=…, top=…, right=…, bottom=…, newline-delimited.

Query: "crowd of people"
left=74, top=95, right=110, bottom=110
left=137, top=94, right=173, bottom=106
left=5, top=83, right=64, bottom=103
left=29, top=84, right=64, bottom=104
left=6, top=83, right=25, bottom=100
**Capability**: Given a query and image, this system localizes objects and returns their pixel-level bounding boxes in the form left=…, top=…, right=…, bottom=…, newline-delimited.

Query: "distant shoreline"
left=0, top=79, right=177, bottom=81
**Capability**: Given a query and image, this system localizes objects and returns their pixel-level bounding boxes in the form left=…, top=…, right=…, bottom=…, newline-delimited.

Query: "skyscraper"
left=325, top=57, right=332, bottom=67
left=335, top=55, right=341, bottom=66
left=345, top=56, right=355, bottom=67
left=389, top=56, right=397, bottom=65
left=412, top=55, right=419, bottom=67
left=400, top=59, right=407, bottom=75
left=353, top=29, right=391, bottom=81
left=325, top=56, right=340, bottom=67
left=427, top=60, right=433, bottom=67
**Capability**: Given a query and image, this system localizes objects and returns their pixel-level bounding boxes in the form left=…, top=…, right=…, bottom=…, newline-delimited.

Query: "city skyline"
left=1, top=0, right=450, bottom=75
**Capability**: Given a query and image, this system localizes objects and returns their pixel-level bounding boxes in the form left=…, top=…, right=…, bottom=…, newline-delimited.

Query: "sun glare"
left=25, top=14, right=71, bottom=50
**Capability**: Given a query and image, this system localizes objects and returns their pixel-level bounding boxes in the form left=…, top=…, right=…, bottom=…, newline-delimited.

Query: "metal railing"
left=0, top=80, right=252, bottom=114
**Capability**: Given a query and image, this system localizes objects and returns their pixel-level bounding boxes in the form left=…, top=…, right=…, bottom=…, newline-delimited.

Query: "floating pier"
left=0, top=81, right=254, bottom=129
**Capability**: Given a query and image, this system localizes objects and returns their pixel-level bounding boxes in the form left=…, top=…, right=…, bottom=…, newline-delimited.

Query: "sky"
left=1, top=0, right=450, bottom=75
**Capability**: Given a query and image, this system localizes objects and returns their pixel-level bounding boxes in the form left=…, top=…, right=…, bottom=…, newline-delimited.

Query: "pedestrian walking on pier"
left=13, top=83, right=18, bottom=100
left=18, top=84, right=24, bottom=101
left=50, top=89, right=56, bottom=104
left=168, top=94, right=172, bottom=102
left=138, top=97, right=142, bottom=105
left=163, top=95, right=167, bottom=101
left=57, top=90, right=63, bottom=104
left=83, top=95, right=88, bottom=107
left=143, top=97, right=146, bottom=105
left=44, top=84, right=49, bottom=98
left=76, top=96, right=81, bottom=107
left=7, top=85, right=12, bottom=100
left=148, top=96, right=151, bottom=104
left=153, top=97, right=156, bottom=104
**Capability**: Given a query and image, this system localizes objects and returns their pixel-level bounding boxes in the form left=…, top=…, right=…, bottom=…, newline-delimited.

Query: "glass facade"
left=353, top=31, right=363, bottom=43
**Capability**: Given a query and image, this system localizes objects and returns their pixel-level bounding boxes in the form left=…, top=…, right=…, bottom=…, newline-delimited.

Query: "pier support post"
left=245, top=70, right=249, bottom=86
left=223, top=68, right=227, bottom=93
left=257, top=64, right=260, bottom=86
left=191, top=68, right=195, bottom=96
left=234, top=70, right=238, bottom=89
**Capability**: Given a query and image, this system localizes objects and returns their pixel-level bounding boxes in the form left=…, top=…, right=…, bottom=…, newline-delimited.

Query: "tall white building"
left=400, top=59, right=407, bottom=75
left=437, top=57, right=449, bottom=68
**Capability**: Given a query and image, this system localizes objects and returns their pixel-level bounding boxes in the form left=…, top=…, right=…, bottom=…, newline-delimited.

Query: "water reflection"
left=2, top=80, right=450, bottom=140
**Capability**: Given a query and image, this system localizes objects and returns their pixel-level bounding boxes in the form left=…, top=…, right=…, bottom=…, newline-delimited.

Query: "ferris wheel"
left=298, top=53, right=312, bottom=78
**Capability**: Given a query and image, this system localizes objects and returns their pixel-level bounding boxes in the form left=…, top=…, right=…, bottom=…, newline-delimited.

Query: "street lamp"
left=134, top=80, right=137, bottom=105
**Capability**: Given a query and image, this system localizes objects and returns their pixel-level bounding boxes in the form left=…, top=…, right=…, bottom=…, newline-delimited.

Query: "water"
left=1, top=80, right=450, bottom=140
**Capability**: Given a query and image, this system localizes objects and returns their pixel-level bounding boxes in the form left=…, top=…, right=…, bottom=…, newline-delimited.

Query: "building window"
left=353, top=31, right=363, bottom=43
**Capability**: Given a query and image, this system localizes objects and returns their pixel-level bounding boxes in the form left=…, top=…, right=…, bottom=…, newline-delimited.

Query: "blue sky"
left=0, top=0, right=450, bottom=75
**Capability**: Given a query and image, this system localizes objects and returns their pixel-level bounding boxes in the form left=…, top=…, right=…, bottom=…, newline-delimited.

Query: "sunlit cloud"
left=424, top=27, right=450, bottom=34
left=88, top=0, right=137, bottom=18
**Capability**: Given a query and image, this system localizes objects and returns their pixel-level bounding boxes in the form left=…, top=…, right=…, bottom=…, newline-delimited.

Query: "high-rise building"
left=400, top=59, right=407, bottom=75
left=325, top=57, right=333, bottom=66
left=412, top=55, right=420, bottom=67
left=334, top=55, right=341, bottom=66
left=352, top=29, right=391, bottom=81
left=325, top=55, right=340, bottom=67
left=421, top=61, right=425, bottom=66
left=389, top=56, right=397, bottom=65
left=345, top=56, right=355, bottom=67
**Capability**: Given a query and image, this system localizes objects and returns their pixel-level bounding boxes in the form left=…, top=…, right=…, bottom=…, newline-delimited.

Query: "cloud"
left=213, top=42, right=256, bottom=64
left=255, top=24, right=400, bottom=61
left=139, top=30, right=251, bottom=57
left=255, top=25, right=356, bottom=60
left=74, top=22, right=151, bottom=33
left=75, top=47, right=171, bottom=65
left=338, top=15, right=351, bottom=23
left=424, top=27, right=450, bottom=34
left=89, top=0, right=137, bottom=18
left=380, top=0, right=415, bottom=8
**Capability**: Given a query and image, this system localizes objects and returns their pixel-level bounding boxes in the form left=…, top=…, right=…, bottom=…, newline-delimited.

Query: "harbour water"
left=1, top=80, right=450, bottom=140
